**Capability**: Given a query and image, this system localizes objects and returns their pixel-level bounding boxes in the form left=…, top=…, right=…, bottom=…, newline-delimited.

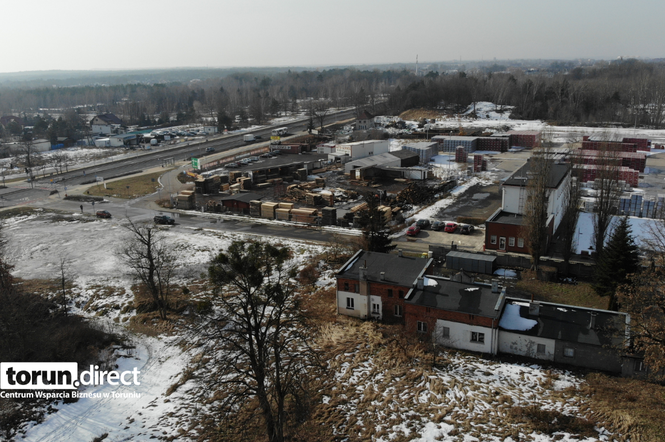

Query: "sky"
left=2, top=0, right=664, bottom=73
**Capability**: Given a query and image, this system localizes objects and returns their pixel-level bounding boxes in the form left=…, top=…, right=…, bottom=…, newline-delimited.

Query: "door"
left=499, top=237, right=506, bottom=251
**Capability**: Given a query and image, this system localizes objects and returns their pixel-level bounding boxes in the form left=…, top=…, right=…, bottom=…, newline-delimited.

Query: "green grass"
left=84, top=170, right=172, bottom=199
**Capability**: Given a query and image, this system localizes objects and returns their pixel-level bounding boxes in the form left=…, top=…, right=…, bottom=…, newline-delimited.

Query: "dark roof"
left=499, top=298, right=628, bottom=347
left=94, top=113, right=123, bottom=125
left=407, top=276, right=504, bottom=319
left=389, top=150, right=420, bottom=160
left=219, top=193, right=263, bottom=203
left=488, top=210, right=524, bottom=226
left=337, top=250, right=430, bottom=287
left=503, top=161, right=569, bottom=189
left=357, top=110, right=374, bottom=120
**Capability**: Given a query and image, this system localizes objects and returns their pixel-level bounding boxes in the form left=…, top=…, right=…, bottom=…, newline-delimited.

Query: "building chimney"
left=491, top=280, right=499, bottom=293
left=417, top=277, right=424, bottom=290
left=398, top=249, right=403, bottom=257
left=380, top=272, right=385, bottom=281
left=529, top=301, right=540, bottom=316
left=359, top=262, right=366, bottom=280
left=588, top=312, right=597, bottom=330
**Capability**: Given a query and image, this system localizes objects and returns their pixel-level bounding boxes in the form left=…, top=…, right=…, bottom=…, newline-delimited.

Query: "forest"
left=1, top=58, right=664, bottom=142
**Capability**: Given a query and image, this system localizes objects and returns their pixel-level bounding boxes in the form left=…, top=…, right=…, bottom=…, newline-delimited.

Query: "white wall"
left=434, top=319, right=495, bottom=354
left=502, top=185, right=524, bottom=214
left=337, top=290, right=368, bottom=319
left=337, top=140, right=390, bottom=159
left=92, top=124, right=112, bottom=135
left=498, top=331, right=555, bottom=361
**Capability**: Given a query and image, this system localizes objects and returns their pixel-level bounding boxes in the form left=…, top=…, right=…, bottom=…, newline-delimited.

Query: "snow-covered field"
left=1, top=211, right=619, bottom=442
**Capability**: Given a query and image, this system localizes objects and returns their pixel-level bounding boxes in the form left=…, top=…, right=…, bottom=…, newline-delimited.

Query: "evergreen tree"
left=358, top=192, right=395, bottom=253
left=593, top=217, right=640, bottom=310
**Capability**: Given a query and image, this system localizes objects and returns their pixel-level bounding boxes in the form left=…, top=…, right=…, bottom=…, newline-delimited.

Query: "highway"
left=0, top=108, right=356, bottom=206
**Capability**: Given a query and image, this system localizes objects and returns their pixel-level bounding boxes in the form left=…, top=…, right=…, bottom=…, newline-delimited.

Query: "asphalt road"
left=1, top=108, right=357, bottom=203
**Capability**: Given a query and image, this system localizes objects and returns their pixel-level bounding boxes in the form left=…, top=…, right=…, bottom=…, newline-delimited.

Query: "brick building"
left=336, top=250, right=432, bottom=324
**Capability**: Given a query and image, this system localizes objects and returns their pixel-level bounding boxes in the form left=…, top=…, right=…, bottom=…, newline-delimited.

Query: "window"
left=537, top=344, right=546, bottom=354
left=394, top=305, right=402, bottom=317
left=371, top=303, right=380, bottom=315
left=354, top=284, right=359, bottom=293
left=387, top=289, right=393, bottom=298
left=346, top=297, right=354, bottom=310
left=509, top=237, right=515, bottom=247
left=490, top=235, right=497, bottom=245
left=441, top=326, right=450, bottom=338
left=563, top=348, right=575, bottom=358
left=471, top=332, right=485, bottom=343
left=417, top=321, right=428, bottom=333
left=398, top=290, right=404, bottom=299
left=499, top=237, right=506, bottom=250
left=635, top=360, right=647, bottom=372
left=518, top=238, right=524, bottom=248
left=343, top=282, right=349, bottom=291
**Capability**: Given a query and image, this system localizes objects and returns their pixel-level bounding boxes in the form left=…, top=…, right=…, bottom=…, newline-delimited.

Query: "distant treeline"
left=1, top=59, right=664, bottom=131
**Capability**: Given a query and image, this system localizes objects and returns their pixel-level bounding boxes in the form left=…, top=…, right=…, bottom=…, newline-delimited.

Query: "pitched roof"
left=219, top=193, right=263, bottom=203
left=499, top=298, right=628, bottom=347
left=503, top=161, right=569, bottom=189
left=407, top=276, right=505, bottom=319
left=94, top=113, right=123, bottom=125
left=357, top=110, right=374, bottom=120
left=337, top=250, right=430, bottom=287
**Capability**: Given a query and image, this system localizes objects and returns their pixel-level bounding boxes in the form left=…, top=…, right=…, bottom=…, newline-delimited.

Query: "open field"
left=84, top=169, right=172, bottom=199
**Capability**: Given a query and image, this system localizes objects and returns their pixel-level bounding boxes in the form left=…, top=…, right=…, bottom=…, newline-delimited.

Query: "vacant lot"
left=85, top=170, right=171, bottom=199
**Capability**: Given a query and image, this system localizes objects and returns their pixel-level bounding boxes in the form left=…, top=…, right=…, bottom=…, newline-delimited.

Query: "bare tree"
left=309, top=99, right=330, bottom=132
left=57, top=256, right=71, bottom=316
left=522, top=146, right=554, bottom=270
left=592, top=142, right=623, bottom=259
left=201, top=240, right=321, bottom=442
left=119, top=220, right=175, bottom=320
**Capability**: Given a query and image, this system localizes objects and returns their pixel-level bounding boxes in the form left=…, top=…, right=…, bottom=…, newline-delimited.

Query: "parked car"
left=459, top=224, right=475, bottom=234
left=95, top=210, right=112, bottom=219
left=205, top=147, right=215, bottom=153
left=226, top=162, right=239, bottom=168
left=444, top=222, right=458, bottom=233
left=154, top=215, right=175, bottom=225
left=406, top=224, right=421, bottom=236
left=432, top=220, right=444, bottom=231
left=415, top=219, right=431, bottom=230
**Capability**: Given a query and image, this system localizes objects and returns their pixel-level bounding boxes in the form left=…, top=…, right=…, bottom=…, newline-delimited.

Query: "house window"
left=509, top=237, right=515, bottom=247
left=398, top=290, right=404, bottom=299
left=346, top=297, right=354, bottom=310
left=343, top=282, right=349, bottom=291
left=387, top=289, right=393, bottom=298
left=537, top=344, right=546, bottom=354
left=354, top=284, right=359, bottom=293
left=518, top=238, right=524, bottom=248
left=417, top=321, right=428, bottom=333
left=499, top=237, right=506, bottom=250
left=441, top=326, right=450, bottom=338
left=490, top=235, right=497, bottom=245
left=635, top=360, right=647, bottom=372
left=394, top=305, right=402, bottom=317
left=371, top=303, right=380, bottom=315
left=564, top=348, right=575, bottom=358
left=471, top=332, right=485, bottom=343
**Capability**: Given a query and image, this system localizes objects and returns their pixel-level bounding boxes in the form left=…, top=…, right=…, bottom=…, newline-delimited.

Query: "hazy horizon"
left=2, top=0, right=663, bottom=74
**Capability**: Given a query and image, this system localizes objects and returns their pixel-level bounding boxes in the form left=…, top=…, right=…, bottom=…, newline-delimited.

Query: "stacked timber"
left=177, top=190, right=196, bottom=210
left=249, top=201, right=262, bottom=217
left=238, top=177, right=252, bottom=190
left=291, top=208, right=318, bottom=224
left=321, top=207, right=336, bottom=226
left=261, top=202, right=278, bottom=219
left=275, top=208, right=291, bottom=221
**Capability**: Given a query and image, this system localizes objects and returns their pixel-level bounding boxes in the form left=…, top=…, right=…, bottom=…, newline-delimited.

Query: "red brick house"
left=336, top=250, right=432, bottom=324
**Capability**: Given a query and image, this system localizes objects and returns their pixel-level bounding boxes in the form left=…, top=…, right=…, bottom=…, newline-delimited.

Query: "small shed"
left=445, top=251, right=496, bottom=275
